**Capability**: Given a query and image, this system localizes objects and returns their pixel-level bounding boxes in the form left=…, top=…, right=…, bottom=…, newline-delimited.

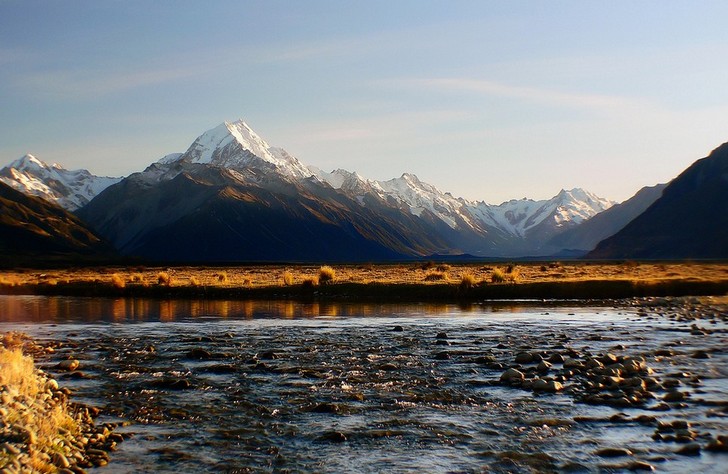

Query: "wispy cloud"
left=18, top=65, right=200, bottom=100
left=381, top=77, right=652, bottom=115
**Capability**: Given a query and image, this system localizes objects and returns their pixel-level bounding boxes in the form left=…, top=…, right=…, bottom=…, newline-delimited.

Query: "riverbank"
left=0, top=333, right=123, bottom=473
left=1, top=262, right=727, bottom=301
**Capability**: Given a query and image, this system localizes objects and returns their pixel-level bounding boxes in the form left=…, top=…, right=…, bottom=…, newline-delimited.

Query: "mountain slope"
left=0, top=181, right=113, bottom=264
left=0, top=155, right=121, bottom=211
left=588, top=143, right=728, bottom=259
left=547, top=183, right=667, bottom=255
left=77, top=162, right=454, bottom=262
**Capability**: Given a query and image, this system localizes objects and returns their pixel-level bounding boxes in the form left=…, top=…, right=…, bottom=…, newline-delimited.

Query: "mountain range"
left=1, top=118, right=724, bottom=262
left=0, top=181, right=113, bottom=266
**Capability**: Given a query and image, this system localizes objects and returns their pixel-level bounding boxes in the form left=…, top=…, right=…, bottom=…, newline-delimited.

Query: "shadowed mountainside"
left=588, top=143, right=728, bottom=259
left=0, top=181, right=114, bottom=265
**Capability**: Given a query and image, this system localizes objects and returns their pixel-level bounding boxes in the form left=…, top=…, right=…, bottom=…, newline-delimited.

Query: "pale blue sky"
left=1, top=1, right=727, bottom=203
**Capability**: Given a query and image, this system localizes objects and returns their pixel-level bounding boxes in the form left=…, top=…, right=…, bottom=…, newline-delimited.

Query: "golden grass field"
left=0, top=262, right=727, bottom=301
left=1, top=261, right=727, bottom=287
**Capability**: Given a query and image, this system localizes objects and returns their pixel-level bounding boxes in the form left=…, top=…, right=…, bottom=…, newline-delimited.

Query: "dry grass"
left=0, top=345, right=80, bottom=470
left=302, top=276, right=319, bottom=287
left=189, top=276, right=201, bottom=287
left=157, top=272, right=171, bottom=286
left=319, top=266, right=336, bottom=285
left=111, top=273, right=125, bottom=289
left=282, top=271, right=294, bottom=286
left=214, top=271, right=228, bottom=284
left=424, top=271, right=449, bottom=281
left=0, top=262, right=726, bottom=297
left=459, top=272, right=477, bottom=290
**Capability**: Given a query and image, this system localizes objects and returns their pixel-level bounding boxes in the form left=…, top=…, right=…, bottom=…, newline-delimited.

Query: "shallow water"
left=1, top=296, right=726, bottom=473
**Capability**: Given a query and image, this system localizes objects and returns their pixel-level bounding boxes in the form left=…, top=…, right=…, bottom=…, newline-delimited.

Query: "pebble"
left=675, top=443, right=701, bottom=456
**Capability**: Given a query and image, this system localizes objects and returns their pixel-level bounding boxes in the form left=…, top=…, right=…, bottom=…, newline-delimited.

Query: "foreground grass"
left=0, top=334, right=79, bottom=472
left=0, top=262, right=727, bottom=301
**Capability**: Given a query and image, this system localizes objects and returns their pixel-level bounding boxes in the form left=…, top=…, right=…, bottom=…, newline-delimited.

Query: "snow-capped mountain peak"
left=0, top=155, right=122, bottom=211
left=181, top=120, right=312, bottom=179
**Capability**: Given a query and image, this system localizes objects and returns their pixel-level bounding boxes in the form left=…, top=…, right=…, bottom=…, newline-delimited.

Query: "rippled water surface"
left=1, top=296, right=726, bottom=473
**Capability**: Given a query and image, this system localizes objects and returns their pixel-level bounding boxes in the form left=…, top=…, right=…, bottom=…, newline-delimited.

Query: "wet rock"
left=595, top=447, right=633, bottom=457
left=515, top=352, right=534, bottom=364
left=436, top=332, right=448, bottom=340
left=537, top=360, right=552, bottom=373
left=691, top=350, right=710, bottom=359
left=706, top=438, right=728, bottom=452
left=434, top=351, right=450, bottom=360
left=628, top=460, right=655, bottom=471
left=599, top=353, right=619, bottom=365
left=663, top=391, right=686, bottom=402
left=548, top=353, right=565, bottom=363
left=149, top=378, right=192, bottom=390
left=185, top=348, right=213, bottom=359
left=57, top=359, right=80, bottom=371
left=533, top=379, right=563, bottom=393
left=500, top=368, right=525, bottom=383
left=391, top=325, right=404, bottom=332
left=319, top=431, right=347, bottom=443
left=675, top=443, right=701, bottom=456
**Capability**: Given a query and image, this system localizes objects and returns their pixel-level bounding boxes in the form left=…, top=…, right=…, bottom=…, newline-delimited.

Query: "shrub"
left=282, top=271, right=294, bottom=286
left=130, top=273, right=144, bottom=283
left=436, top=264, right=451, bottom=272
left=242, top=277, right=253, bottom=287
left=421, top=261, right=436, bottom=270
left=189, top=276, right=200, bottom=287
left=459, top=272, right=477, bottom=290
left=319, top=266, right=336, bottom=285
left=505, top=264, right=515, bottom=274
left=111, top=273, right=125, bottom=289
left=424, top=271, right=448, bottom=281
left=157, top=272, right=171, bottom=286
left=302, top=276, right=319, bottom=287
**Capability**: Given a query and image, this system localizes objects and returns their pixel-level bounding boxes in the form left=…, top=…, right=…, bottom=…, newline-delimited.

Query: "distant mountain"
left=312, top=163, right=613, bottom=257
left=0, top=181, right=113, bottom=264
left=76, top=129, right=452, bottom=262
left=5, top=119, right=615, bottom=261
left=588, top=143, right=728, bottom=259
left=0, top=154, right=121, bottom=211
left=547, top=183, right=667, bottom=255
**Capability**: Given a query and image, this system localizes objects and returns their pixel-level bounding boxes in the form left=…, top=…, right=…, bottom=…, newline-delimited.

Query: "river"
left=1, top=296, right=726, bottom=473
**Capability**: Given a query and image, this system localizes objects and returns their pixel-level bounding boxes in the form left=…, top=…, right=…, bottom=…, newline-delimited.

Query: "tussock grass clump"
left=111, top=273, right=125, bottom=289
left=421, top=261, right=436, bottom=270
left=157, top=272, right=171, bottom=286
left=189, top=276, right=201, bottom=287
left=282, top=271, right=294, bottom=286
left=319, top=266, right=336, bottom=285
left=436, top=264, right=451, bottom=272
left=214, top=272, right=228, bottom=284
left=491, top=268, right=507, bottom=283
left=130, top=273, right=144, bottom=283
left=424, top=271, right=448, bottom=282
left=459, top=272, right=477, bottom=290
left=302, top=276, right=319, bottom=288
left=242, top=277, right=253, bottom=287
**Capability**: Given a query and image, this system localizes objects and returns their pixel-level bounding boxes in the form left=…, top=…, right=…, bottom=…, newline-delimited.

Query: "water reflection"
left=0, top=295, right=550, bottom=323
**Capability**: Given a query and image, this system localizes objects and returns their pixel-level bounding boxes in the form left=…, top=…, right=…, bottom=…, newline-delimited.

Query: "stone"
left=628, top=461, right=655, bottom=471
left=500, top=368, right=525, bottom=383
left=675, top=443, right=701, bottom=456
left=537, top=360, right=552, bottom=372
left=57, top=359, right=80, bottom=371
left=595, top=447, right=633, bottom=457
left=663, top=391, right=686, bottom=402
left=515, top=352, right=534, bottom=364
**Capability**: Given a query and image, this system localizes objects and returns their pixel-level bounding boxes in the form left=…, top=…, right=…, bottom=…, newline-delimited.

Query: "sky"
left=1, top=1, right=727, bottom=204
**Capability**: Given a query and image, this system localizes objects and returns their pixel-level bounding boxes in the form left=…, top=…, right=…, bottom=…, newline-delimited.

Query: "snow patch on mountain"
left=181, top=120, right=312, bottom=179
left=0, top=154, right=121, bottom=210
